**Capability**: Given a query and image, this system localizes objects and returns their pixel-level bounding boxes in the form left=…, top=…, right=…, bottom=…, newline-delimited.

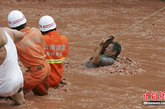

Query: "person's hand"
left=99, top=39, right=105, bottom=46
left=99, top=35, right=115, bottom=45
left=100, top=35, right=115, bottom=54
left=105, top=35, right=115, bottom=42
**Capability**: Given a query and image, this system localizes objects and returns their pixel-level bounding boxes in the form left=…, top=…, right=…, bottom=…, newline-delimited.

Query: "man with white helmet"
left=8, top=10, right=50, bottom=96
left=39, top=15, right=68, bottom=88
left=0, top=27, right=25, bottom=105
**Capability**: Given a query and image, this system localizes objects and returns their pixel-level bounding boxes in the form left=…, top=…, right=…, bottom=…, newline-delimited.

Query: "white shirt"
left=0, top=31, right=23, bottom=97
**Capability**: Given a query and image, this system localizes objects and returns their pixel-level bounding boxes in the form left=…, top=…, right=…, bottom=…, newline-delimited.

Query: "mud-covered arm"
left=0, top=27, right=7, bottom=48
left=92, top=36, right=115, bottom=65
left=92, top=42, right=102, bottom=65
left=3, top=27, right=24, bottom=43
left=91, top=40, right=104, bottom=65
left=100, top=57, right=114, bottom=66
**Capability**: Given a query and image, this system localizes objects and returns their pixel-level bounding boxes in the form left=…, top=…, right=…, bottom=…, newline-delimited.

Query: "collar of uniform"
left=47, top=30, right=58, bottom=35
left=21, top=27, right=30, bottom=32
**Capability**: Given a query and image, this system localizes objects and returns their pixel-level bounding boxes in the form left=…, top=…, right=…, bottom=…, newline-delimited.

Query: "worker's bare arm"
left=0, top=27, right=7, bottom=48
left=3, top=27, right=24, bottom=43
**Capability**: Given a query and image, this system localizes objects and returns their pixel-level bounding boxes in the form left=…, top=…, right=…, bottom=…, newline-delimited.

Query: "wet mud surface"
left=0, top=0, right=165, bottom=109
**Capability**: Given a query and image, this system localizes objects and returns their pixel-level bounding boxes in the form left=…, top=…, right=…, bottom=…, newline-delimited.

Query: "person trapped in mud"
left=85, top=36, right=121, bottom=68
left=8, top=10, right=50, bottom=96
left=0, top=27, right=25, bottom=105
left=39, top=15, right=69, bottom=89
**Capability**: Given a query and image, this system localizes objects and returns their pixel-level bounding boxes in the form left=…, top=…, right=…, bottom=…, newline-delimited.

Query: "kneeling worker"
left=39, top=15, right=69, bottom=88
left=0, top=27, right=25, bottom=105
left=8, top=10, right=50, bottom=96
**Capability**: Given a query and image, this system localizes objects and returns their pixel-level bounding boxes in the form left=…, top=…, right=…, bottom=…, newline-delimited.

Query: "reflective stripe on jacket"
left=47, top=57, right=65, bottom=64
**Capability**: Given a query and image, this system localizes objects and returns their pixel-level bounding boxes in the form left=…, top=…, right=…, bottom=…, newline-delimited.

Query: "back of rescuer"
left=39, top=15, right=69, bottom=88
left=8, top=10, right=50, bottom=96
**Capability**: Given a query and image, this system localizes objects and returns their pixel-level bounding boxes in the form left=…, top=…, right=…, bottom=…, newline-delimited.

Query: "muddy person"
left=39, top=15, right=69, bottom=89
left=85, top=36, right=121, bottom=68
left=0, top=27, right=25, bottom=105
left=8, top=10, right=50, bottom=96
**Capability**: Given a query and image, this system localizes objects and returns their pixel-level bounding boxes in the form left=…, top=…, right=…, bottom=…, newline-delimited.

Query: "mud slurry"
left=0, top=0, right=165, bottom=109
left=63, top=56, right=144, bottom=75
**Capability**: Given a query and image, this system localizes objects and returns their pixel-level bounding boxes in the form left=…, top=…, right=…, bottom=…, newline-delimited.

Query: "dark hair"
left=12, top=23, right=26, bottom=31
left=41, top=28, right=56, bottom=35
left=111, top=41, right=121, bottom=59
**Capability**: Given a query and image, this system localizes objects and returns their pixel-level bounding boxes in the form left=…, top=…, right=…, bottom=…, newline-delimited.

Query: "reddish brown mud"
left=0, top=0, right=165, bottom=109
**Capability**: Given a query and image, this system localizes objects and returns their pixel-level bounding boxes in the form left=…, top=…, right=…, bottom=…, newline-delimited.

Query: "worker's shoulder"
left=30, top=27, right=40, bottom=31
left=3, top=27, right=20, bottom=34
left=2, top=27, right=20, bottom=39
left=28, top=27, right=42, bottom=36
left=60, top=34, right=68, bottom=40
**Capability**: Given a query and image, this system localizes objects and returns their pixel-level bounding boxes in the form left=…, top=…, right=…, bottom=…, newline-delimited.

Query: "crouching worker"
left=39, top=15, right=69, bottom=88
left=85, top=36, right=121, bottom=68
left=8, top=10, right=50, bottom=96
left=0, top=27, right=25, bottom=105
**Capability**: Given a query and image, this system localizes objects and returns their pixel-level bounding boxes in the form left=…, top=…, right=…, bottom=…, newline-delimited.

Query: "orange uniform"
left=43, top=31, right=68, bottom=87
left=16, top=27, right=50, bottom=96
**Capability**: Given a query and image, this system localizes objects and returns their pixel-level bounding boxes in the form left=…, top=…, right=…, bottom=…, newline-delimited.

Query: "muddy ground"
left=0, top=0, right=165, bottom=109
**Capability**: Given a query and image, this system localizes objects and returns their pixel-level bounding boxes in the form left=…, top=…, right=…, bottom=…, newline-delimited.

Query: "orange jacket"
left=16, top=27, right=50, bottom=95
left=43, top=31, right=68, bottom=87
left=16, top=27, right=46, bottom=67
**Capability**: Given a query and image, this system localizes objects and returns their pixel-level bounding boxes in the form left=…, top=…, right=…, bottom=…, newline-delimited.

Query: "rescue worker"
left=39, top=15, right=69, bottom=88
left=85, top=36, right=121, bottom=68
left=8, top=10, right=50, bottom=96
left=0, top=27, right=25, bottom=105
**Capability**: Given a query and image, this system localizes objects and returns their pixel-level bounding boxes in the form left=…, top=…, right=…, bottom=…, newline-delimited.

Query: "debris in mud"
left=63, top=56, right=144, bottom=75
left=48, top=79, right=71, bottom=96
left=54, top=78, right=68, bottom=90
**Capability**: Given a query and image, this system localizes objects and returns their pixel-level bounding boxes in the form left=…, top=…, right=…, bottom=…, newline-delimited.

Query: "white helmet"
left=39, top=15, right=56, bottom=32
left=8, top=10, right=27, bottom=28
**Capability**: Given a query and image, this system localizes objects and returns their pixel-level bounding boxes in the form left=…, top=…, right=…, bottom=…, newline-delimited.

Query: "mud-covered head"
left=39, top=15, right=56, bottom=35
left=104, top=41, right=121, bottom=59
left=8, top=10, right=27, bottom=30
